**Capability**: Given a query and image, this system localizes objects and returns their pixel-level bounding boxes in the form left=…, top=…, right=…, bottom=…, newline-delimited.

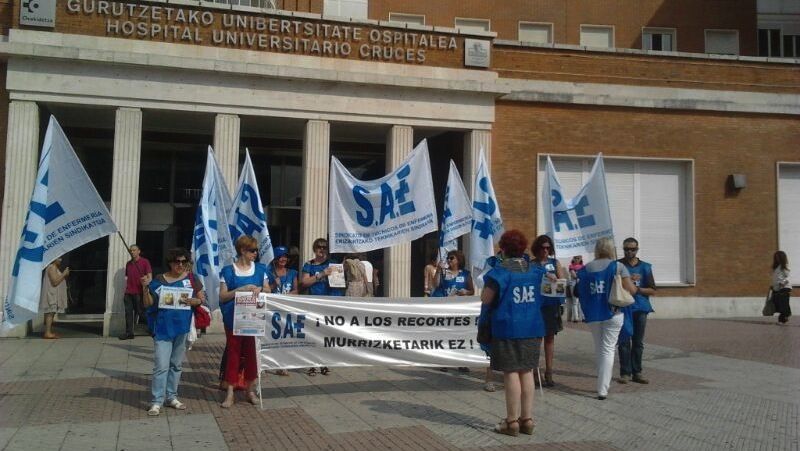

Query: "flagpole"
left=116, top=231, right=135, bottom=261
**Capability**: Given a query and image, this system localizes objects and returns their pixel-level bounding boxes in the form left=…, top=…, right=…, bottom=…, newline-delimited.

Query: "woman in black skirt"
left=480, top=230, right=547, bottom=437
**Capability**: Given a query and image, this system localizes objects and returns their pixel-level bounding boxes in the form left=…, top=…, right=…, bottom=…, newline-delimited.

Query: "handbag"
left=762, top=288, right=776, bottom=316
left=194, top=305, right=212, bottom=329
left=609, top=274, right=635, bottom=308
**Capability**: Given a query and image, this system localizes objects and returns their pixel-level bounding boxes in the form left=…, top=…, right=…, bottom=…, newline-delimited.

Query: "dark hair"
left=531, top=235, right=555, bottom=258
left=623, top=237, right=639, bottom=247
left=498, top=230, right=528, bottom=258
left=235, top=235, right=258, bottom=257
left=429, top=251, right=439, bottom=264
left=313, top=238, right=328, bottom=250
left=446, top=250, right=466, bottom=269
left=773, top=250, right=789, bottom=271
left=164, top=247, right=190, bottom=267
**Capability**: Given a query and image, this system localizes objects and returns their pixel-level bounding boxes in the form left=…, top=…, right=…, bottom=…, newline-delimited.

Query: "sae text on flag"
left=2, top=116, right=118, bottom=331
left=192, top=147, right=234, bottom=311
left=229, top=150, right=273, bottom=264
left=468, top=148, right=503, bottom=273
left=329, top=139, right=437, bottom=253
left=543, top=154, right=614, bottom=257
left=439, top=160, right=472, bottom=255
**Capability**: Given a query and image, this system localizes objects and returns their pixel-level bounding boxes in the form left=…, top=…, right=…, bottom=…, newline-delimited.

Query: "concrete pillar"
left=0, top=101, right=39, bottom=337
left=383, top=125, right=414, bottom=297
left=104, top=108, right=142, bottom=337
left=463, top=129, right=492, bottom=272
left=300, top=120, right=330, bottom=263
left=214, top=114, right=240, bottom=193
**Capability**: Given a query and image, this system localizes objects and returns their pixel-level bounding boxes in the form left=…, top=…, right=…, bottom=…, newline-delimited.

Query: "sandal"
left=247, top=391, right=259, bottom=405
left=275, top=369, right=290, bottom=376
left=493, top=418, right=519, bottom=437
left=320, top=367, right=330, bottom=376
left=483, top=382, right=496, bottom=392
left=519, top=417, right=536, bottom=435
left=306, top=368, right=317, bottom=377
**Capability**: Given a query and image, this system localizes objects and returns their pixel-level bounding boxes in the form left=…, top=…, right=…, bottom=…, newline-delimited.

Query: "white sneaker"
left=147, top=404, right=161, bottom=416
left=166, top=398, right=187, bottom=410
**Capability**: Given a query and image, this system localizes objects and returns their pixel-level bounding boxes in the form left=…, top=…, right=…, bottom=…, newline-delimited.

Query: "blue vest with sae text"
left=576, top=261, right=618, bottom=323
left=487, top=265, right=547, bottom=340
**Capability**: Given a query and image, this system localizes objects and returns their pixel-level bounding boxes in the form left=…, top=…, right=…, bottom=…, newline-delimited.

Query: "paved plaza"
left=0, top=317, right=797, bottom=451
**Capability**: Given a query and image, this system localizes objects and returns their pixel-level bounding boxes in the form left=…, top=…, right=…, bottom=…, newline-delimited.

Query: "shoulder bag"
left=609, top=270, right=635, bottom=308
left=762, top=287, right=776, bottom=316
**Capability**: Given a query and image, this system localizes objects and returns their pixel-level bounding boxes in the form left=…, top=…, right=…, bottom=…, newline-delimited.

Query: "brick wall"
left=493, top=101, right=800, bottom=297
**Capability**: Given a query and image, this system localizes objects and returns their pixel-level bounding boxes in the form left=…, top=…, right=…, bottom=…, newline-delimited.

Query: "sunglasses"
left=623, top=248, right=639, bottom=252
left=316, top=246, right=328, bottom=251
left=245, top=248, right=258, bottom=253
left=172, top=259, right=188, bottom=264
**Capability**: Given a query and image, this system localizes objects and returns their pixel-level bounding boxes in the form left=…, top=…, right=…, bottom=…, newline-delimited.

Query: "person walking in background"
left=772, top=251, right=792, bottom=325
left=120, top=244, right=153, bottom=340
left=219, top=236, right=269, bottom=407
left=531, top=235, right=567, bottom=387
left=576, top=237, right=637, bottom=400
left=40, top=256, right=70, bottom=339
left=617, top=238, right=656, bottom=384
left=424, top=253, right=439, bottom=297
left=143, top=247, right=203, bottom=416
left=567, top=255, right=585, bottom=323
left=480, top=230, right=546, bottom=436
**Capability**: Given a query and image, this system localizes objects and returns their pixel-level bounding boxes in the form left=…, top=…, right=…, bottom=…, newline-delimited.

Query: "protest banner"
left=258, top=295, right=485, bottom=369
left=191, top=147, right=234, bottom=311
left=2, top=116, right=118, bottom=331
left=229, top=149, right=274, bottom=264
left=468, top=148, right=503, bottom=285
left=542, top=154, right=614, bottom=257
left=329, top=139, right=437, bottom=253
left=438, top=160, right=472, bottom=260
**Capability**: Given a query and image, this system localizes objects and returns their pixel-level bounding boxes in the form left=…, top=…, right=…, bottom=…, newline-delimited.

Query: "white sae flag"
left=329, top=139, right=437, bottom=253
left=229, top=149, right=273, bottom=264
left=543, top=154, right=614, bottom=257
left=192, top=147, right=234, bottom=311
left=2, top=116, right=118, bottom=331
left=438, top=160, right=472, bottom=260
left=468, top=149, right=504, bottom=281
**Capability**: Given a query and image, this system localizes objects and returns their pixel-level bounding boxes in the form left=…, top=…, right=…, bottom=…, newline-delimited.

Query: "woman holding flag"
left=432, top=250, right=474, bottom=297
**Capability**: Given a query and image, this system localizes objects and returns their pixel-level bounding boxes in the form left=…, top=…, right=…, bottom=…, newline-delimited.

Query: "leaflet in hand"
left=233, top=292, right=268, bottom=336
left=327, top=263, right=346, bottom=288
left=158, top=286, right=194, bottom=310
left=541, top=279, right=567, bottom=298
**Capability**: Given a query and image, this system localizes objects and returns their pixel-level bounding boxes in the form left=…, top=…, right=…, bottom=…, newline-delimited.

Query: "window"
left=705, top=29, right=739, bottom=55
left=455, top=18, right=490, bottom=33
left=783, top=35, right=799, bottom=57
left=388, top=13, right=425, bottom=26
left=758, top=29, right=782, bottom=56
left=519, top=22, right=553, bottom=44
left=643, top=28, right=675, bottom=51
left=580, top=25, right=614, bottom=48
left=324, top=0, right=367, bottom=19
left=537, top=156, right=694, bottom=285
left=778, top=164, right=800, bottom=285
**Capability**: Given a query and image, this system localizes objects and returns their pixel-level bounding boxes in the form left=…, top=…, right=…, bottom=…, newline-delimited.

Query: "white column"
left=300, top=120, right=330, bottom=263
left=0, top=101, right=39, bottom=337
left=462, top=129, right=492, bottom=271
left=384, top=125, right=414, bottom=297
left=214, top=114, right=240, bottom=193
left=104, top=108, right=142, bottom=337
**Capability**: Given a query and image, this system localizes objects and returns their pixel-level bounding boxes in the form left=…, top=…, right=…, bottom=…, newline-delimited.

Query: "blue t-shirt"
left=432, top=269, right=471, bottom=297
left=219, top=263, right=268, bottom=330
left=484, top=263, right=547, bottom=340
left=301, top=260, right=344, bottom=296
left=269, top=268, right=299, bottom=294
left=576, top=261, right=619, bottom=323
left=533, top=257, right=565, bottom=306
left=146, top=275, right=196, bottom=341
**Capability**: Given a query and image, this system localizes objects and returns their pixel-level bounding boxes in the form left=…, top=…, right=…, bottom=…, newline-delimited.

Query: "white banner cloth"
left=439, top=160, right=472, bottom=256
left=542, top=154, right=614, bottom=256
left=191, top=147, right=234, bottom=311
left=259, top=295, right=486, bottom=368
left=468, top=148, right=503, bottom=278
left=2, top=116, right=118, bottom=330
left=329, top=140, right=437, bottom=253
left=229, top=150, right=274, bottom=264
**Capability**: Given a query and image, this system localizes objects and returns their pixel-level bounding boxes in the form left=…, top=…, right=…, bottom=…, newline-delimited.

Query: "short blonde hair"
left=594, top=237, right=617, bottom=260
left=235, top=235, right=258, bottom=257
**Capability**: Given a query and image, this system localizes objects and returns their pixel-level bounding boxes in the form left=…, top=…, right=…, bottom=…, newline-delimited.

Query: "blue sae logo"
left=353, top=164, right=415, bottom=226
left=551, top=191, right=596, bottom=232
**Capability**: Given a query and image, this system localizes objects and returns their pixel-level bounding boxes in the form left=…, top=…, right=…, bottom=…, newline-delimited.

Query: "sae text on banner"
left=542, top=155, right=614, bottom=257
left=229, top=150, right=273, bottom=264
left=439, top=160, right=472, bottom=258
left=259, top=295, right=486, bottom=368
left=329, top=139, right=437, bottom=253
left=2, top=116, right=118, bottom=330
left=468, top=148, right=504, bottom=276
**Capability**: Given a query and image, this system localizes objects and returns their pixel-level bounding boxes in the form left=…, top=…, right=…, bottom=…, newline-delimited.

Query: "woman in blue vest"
left=299, top=237, right=340, bottom=376
left=219, top=235, right=270, bottom=408
left=576, top=237, right=637, bottom=400
left=432, top=250, right=474, bottom=297
left=269, top=246, right=299, bottom=295
left=480, top=230, right=546, bottom=436
left=143, top=247, right=205, bottom=416
left=531, top=235, right=567, bottom=387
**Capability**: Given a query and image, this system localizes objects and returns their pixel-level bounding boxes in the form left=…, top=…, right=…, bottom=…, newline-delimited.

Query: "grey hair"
left=594, top=237, right=617, bottom=260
